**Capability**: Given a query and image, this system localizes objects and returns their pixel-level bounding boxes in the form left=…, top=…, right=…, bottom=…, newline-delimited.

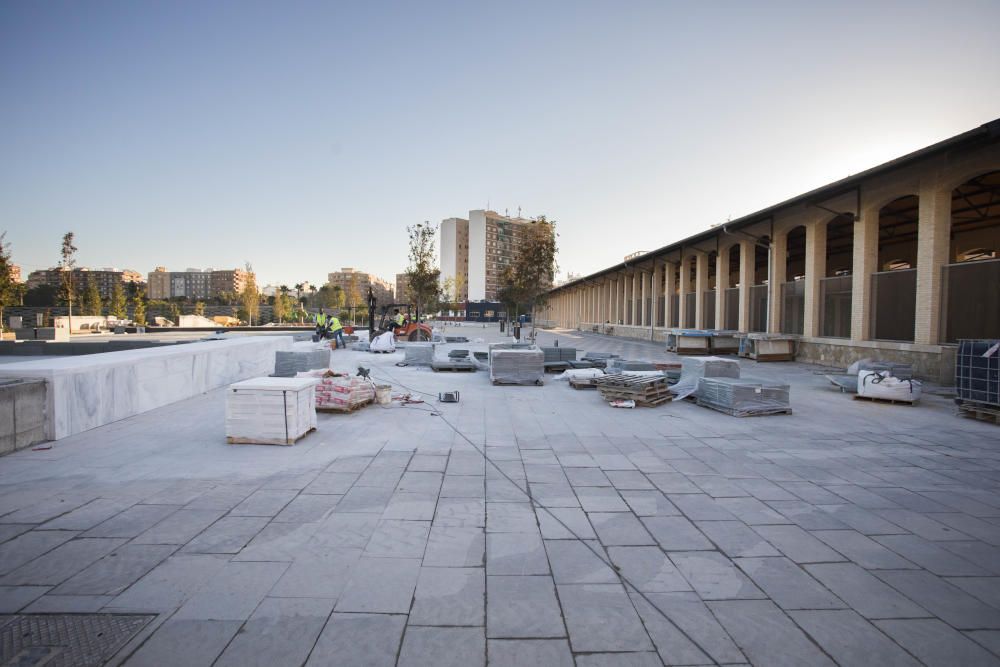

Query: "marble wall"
left=0, top=336, right=294, bottom=441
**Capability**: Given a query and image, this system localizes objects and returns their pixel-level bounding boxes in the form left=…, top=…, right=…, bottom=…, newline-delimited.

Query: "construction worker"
left=315, top=311, right=327, bottom=337
left=393, top=309, right=406, bottom=329
left=329, top=313, right=345, bottom=349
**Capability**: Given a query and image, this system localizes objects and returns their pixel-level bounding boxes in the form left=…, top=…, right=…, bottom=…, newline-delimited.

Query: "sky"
left=2, top=0, right=999, bottom=288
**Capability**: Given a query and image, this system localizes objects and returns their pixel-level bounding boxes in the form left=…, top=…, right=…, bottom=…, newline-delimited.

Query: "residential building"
left=395, top=273, right=411, bottom=302
left=26, top=267, right=142, bottom=300
left=440, top=217, right=469, bottom=302
left=327, top=268, right=393, bottom=306
left=9, top=264, right=22, bottom=283
left=146, top=267, right=254, bottom=300
left=441, top=209, right=551, bottom=302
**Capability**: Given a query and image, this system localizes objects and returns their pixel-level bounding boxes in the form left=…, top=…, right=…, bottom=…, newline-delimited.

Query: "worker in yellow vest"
left=329, top=314, right=345, bottom=349
left=315, top=311, right=327, bottom=337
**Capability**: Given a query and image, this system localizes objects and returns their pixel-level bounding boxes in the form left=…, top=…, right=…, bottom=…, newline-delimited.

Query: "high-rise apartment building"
left=26, top=267, right=143, bottom=300
left=441, top=210, right=545, bottom=302
left=146, top=267, right=254, bottom=300
left=327, top=268, right=394, bottom=306
left=394, top=273, right=410, bottom=302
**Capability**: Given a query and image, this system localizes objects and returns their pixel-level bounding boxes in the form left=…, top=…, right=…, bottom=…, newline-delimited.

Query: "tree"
left=60, top=232, right=78, bottom=332
left=82, top=276, right=103, bottom=316
left=346, top=274, right=361, bottom=310
left=273, top=291, right=291, bottom=323
left=497, top=216, right=558, bottom=338
left=109, top=281, right=128, bottom=319
left=405, top=222, right=442, bottom=319
left=194, top=300, right=205, bottom=316
left=132, top=286, right=147, bottom=326
left=239, top=278, right=260, bottom=325
left=0, top=233, right=16, bottom=331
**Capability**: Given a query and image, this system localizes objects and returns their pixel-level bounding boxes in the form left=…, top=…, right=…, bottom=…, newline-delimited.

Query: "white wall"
left=468, top=210, right=487, bottom=301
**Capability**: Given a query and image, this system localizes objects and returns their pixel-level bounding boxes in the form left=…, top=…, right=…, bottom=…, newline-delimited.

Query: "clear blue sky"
left=3, top=0, right=999, bottom=288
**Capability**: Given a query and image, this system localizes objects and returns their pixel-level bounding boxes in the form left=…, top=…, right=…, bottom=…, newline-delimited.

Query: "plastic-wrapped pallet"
left=297, top=370, right=375, bottom=411
left=226, top=377, right=318, bottom=445
left=696, top=376, right=790, bottom=416
left=606, top=359, right=657, bottom=374
left=404, top=343, right=435, bottom=366
left=274, top=349, right=330, bottom=377
left=490, top=347, right=544, bottom=385
left=671, top=356, right=741, bottom=400
left=857, top=370, right=922, bottom=403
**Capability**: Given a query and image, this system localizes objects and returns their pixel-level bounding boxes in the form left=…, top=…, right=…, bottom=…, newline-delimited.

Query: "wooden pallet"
left=594, top=374, right=672, bottom=406
left=956, top=401, right=1000, bottom=424
left=853, top=395, right=918, bottom=406
left=227, top=427, right=316, bottom=446
left=317, top=399, right=373, bottom=413
left=432, top=364, right=477, bottom=373
left=569, top=378, right=598, bottom=390
left=695, top=401, right=792, bottom=417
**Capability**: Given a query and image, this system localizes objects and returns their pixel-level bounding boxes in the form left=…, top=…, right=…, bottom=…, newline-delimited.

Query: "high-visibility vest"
left=394, top=314, right=405, bottom=327
left=330, top=317, right=343, bottom=332
left=317, top=313, right=326, bottom=326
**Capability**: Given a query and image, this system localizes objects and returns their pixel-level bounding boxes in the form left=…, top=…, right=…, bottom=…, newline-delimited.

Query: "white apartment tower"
left=441, top=210, right=538, bottom=302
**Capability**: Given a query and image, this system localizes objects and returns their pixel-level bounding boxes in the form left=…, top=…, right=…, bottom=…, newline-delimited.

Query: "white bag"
left=554, top=368, right=605, bottom=382
left=370, top=331, right=396, bottom=353
left=857, top=370, right=922, bottom=403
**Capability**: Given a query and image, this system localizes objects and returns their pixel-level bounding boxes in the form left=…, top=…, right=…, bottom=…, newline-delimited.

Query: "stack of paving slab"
left=404, top=343, right=436, bottom=366
left=696, top=376, right=792, bottom=417
left=226, top=377, right=318, bottom=445
left=671, top=356, right=741, bottom=400
left=273, top=349, right=330, bottom=377
left=606, top=359, right=657, bottom=374
left=490, top=346, right=544, bottom=385
left=541, top=346, right=578, bottom=372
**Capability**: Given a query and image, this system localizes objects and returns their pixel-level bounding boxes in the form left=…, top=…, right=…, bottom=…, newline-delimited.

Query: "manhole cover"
left=0, top=614, right=154, bottom=667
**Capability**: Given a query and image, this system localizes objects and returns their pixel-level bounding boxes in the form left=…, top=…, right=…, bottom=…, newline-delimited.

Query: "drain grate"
left=0, top=614, right=154, bottom=667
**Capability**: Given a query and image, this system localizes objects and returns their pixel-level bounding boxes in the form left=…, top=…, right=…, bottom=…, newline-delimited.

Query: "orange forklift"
left=370, top=301, right=433, bottom=341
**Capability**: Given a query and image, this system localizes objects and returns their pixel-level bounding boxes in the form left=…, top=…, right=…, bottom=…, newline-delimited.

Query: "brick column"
left=803, top=221, right=827, bottom=337
left=738, top=240, right=754, bottom=332
left=678, top=256, right=690, bottom=328
left=769, top=233, right=787, bottom=333
left=694, top=252, right=708, bottom=328
left=715, top=245, right=729, bottom=329
left=851, top=209, right=878, bottom=341
left=914, top=184, right=951, bottom=344
left=614, top=276, right=621, bottom=324
left=639, top=271, right=648, bottom=327
left=651, top=262, right=663, bottom=330
left=664, top=261, right=676, bottom=328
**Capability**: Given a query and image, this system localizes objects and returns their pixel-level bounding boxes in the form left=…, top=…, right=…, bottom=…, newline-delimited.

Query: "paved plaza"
left=1, top=327, right=999, bottom=666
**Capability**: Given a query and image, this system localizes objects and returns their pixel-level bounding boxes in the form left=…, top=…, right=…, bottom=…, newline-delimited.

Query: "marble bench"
left=0, top=335, right=294, bottom=441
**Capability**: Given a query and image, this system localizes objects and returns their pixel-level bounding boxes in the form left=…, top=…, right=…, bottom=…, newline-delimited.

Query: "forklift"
left=367, top=288, right=433, bottom=341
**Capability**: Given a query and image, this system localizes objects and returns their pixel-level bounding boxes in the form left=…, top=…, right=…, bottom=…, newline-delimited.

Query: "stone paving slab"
left=0, top=327, right=998, bottom=665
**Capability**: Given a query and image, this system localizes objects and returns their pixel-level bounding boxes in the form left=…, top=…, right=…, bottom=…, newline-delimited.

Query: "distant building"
left=441, top=209, right=553, bottom=302
left=147, top=267, right=254, bottom=300
left=327, top=268, right=393, bottom=306
left=26, top=267, right=142, bottom=300
left=394, top=273, right=410, bottom=302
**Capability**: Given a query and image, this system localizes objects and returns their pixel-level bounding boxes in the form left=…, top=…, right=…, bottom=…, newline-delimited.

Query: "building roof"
left=550, top=118, right=1000, bottom=292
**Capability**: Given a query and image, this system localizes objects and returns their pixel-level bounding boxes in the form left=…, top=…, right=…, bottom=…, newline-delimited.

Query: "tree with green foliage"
left=60, top=232, right=78, bottom=332
left=132, top=286, right=147, bottom=326
left=497, top=216, right=558, bottom=338
left=239, top=280, right=259, bottom=325
left=109, top=281, right=128, bottom=319
left=0, top=233, right=16, bottom=331
left=273, top=290, right=292, bottom=323
left=194, top=301, right=205, bottom=316
left=405, top=222, right=442, bottom=319
left=82, top=276, right=103, bottom=316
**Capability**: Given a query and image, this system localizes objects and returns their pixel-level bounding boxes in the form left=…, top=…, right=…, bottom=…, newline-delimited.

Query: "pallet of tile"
left=695, top=376, right=791, bottom=417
